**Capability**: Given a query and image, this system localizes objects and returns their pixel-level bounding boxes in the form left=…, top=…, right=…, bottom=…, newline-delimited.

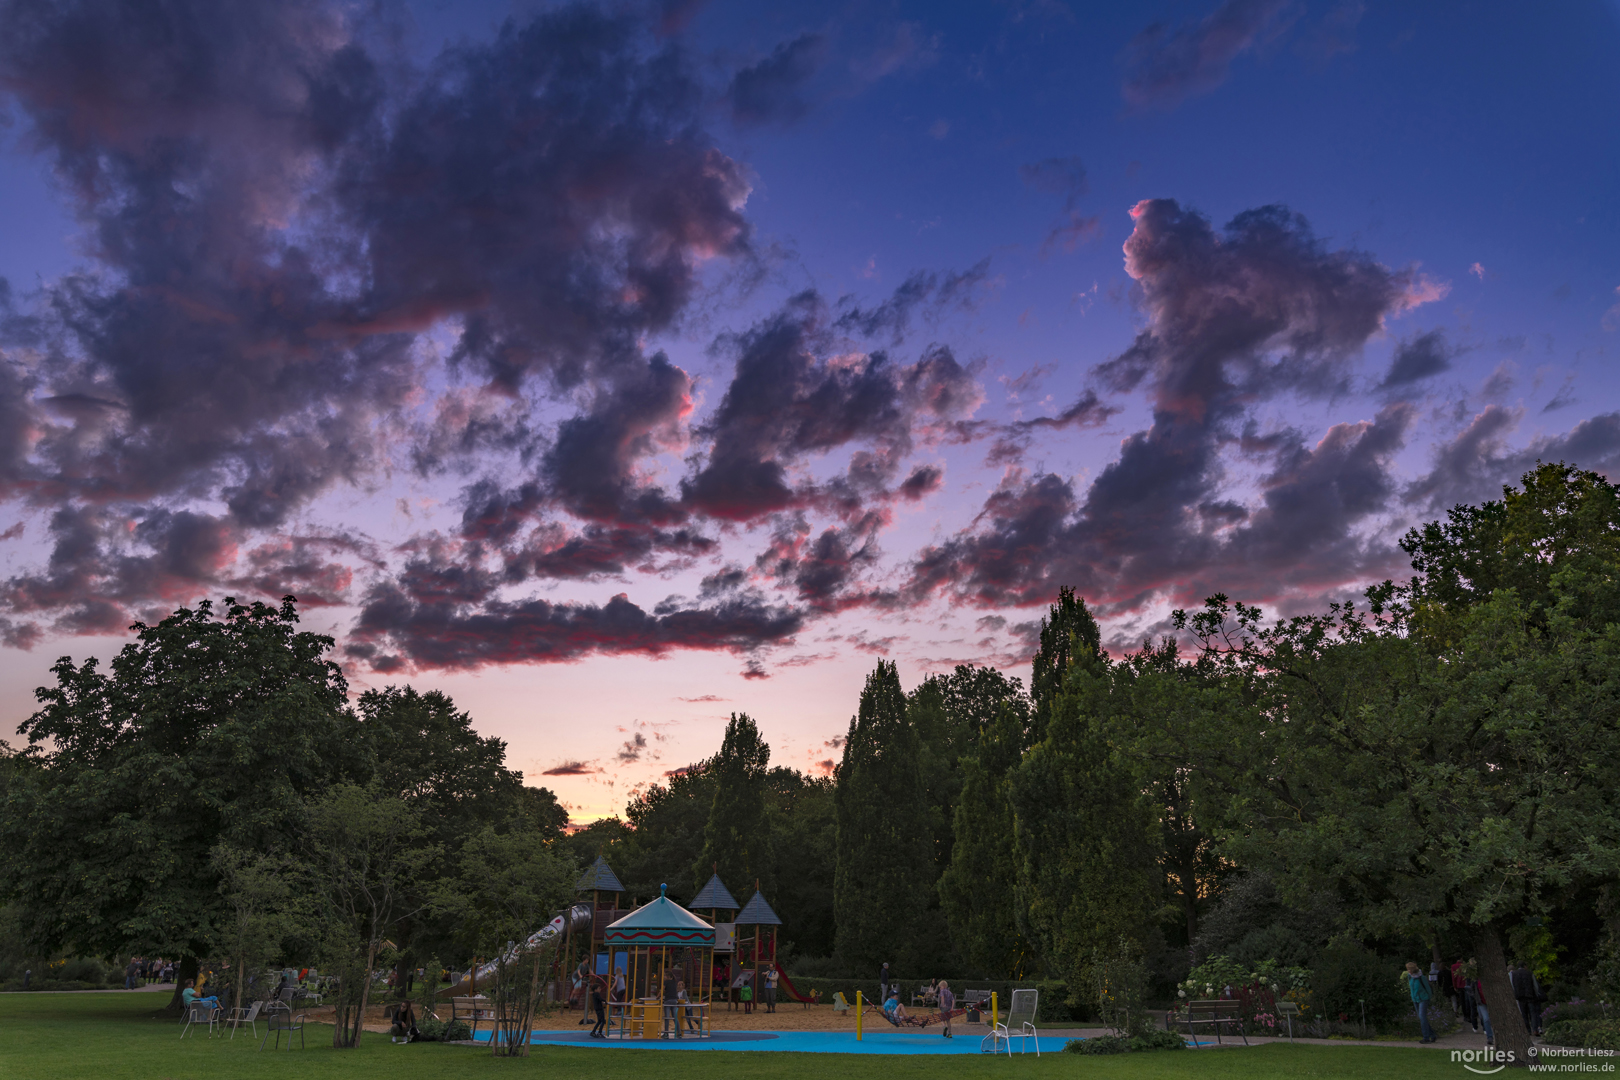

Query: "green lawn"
left=0, top=992, right=1466, bottom=1080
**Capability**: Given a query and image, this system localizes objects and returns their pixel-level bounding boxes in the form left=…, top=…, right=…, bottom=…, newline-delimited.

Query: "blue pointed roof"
left=604, top=884, right=716, bottom=946
left=735, top=889, right=782, bottom=926
left=691, top=873, right=739, bottom=911
left=576, top=855, right=624, bottom=893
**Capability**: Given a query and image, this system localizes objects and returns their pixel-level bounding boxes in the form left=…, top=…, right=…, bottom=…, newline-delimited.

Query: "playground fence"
left=783, top=977, right=1076, bottom=1024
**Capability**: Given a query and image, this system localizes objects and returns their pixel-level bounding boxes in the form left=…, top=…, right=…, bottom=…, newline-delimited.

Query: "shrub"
left=1543, top=1019, right=1620, bottom=1051
left=1064, top=1029, right=1183, bottom=1054
left=416, top=1017, right=472, bottom=1043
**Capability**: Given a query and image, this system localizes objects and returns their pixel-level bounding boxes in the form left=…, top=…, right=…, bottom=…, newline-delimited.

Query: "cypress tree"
left=833, top=661, right=936, bottom=972
left=1031, top=585, right=1101, bottom=742
left=696, top=713, right=772, bottom=896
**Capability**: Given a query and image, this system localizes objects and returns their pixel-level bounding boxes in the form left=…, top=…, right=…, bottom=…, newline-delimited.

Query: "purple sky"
left=2, top=0, right=1618, bottom=820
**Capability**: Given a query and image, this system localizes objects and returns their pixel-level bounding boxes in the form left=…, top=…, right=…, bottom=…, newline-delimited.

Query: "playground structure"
left=600, top=885, right=717, bottom=1037
left=446, top=902, right=593, bottom=996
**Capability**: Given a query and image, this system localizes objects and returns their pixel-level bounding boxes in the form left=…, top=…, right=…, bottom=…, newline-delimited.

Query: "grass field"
left=0, top=992, right=1471, bottom=1080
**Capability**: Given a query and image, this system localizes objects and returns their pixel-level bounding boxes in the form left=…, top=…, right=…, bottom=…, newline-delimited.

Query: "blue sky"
left=1, top=0, right=1616, bottom=819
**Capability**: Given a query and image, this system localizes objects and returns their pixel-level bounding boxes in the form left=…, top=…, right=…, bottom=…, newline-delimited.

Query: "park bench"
left=1179, top=999, right=1248, bottom=1047
left=452, top=995, right=495, bottom=1036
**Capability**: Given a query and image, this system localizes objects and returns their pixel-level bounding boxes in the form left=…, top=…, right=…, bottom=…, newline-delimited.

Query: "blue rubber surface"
left=472, top=1029, right=1031, bottom=1054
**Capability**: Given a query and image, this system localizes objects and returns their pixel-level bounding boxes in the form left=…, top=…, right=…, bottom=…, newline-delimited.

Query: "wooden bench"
left=451, top=996, right=495, bottom=1036
left=1179, top=999, right=1248, bottom=1047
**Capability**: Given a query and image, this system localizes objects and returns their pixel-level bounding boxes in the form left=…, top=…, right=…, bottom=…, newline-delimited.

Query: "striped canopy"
left=604, top=887, right=716, bottom=947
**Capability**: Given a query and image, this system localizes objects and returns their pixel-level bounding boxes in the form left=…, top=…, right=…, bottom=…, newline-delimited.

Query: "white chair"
left=181, top=1000, right=221, bottom=1039
left=981, top=988, right=1040, bottom=1056
left=225, top=999, right=263, bottom=1040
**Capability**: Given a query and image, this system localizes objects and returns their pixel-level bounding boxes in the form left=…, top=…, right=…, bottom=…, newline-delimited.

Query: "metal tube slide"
left=448, top=902, right=594, bottom=996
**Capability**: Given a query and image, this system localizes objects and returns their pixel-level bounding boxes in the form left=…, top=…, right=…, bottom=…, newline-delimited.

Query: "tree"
left=1008, top=600, right=1161, bottom=988
left=833, top=661, right=938, bottom=971
left=355, top=684, right=557, bottom=992
left=1031, top=586, right=1101, bottom=742
left=616, top=759, right=716, bottom=903
left=302, top=784, right=434, bottom=1048
left=0, top=597, right=359, bottom=1013
left=434, top=826, right=574, bottom=1056
left=1182, top=466, right=1620, bottom=1067
left=697, top=714, right=772, bottom=897
left=763, top=768, right=837, bottom=959
left=939, top=695, right=1036, bottom=976
left=210, top=844, right=296, bottom=1015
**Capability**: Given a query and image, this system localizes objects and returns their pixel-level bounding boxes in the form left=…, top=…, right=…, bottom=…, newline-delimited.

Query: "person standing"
left=938, top=980, right=956, bottom=1039
left=879, top=961, right=890, bottom=1003
left=662, top=971, right=681, bottom=1039
left=124, top=958, right=140, bottom=990
left=1404, top=961, right=1437, bottom=1043
left=589, top=976, right=608, bottom=1039
left=1469, top=962, right=1497, bottom=1048
left=764, top=966, right=778, bottom=1013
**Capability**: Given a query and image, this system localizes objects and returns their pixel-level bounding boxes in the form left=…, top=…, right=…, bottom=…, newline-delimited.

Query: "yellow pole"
left=856, top=991, right=863, bottom=1040
left=992, top=991, right=998, bottom=1031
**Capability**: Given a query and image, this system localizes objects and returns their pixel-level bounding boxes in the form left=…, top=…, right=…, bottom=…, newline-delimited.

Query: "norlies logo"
left=1452, top=1048, right=1516, bottom=1075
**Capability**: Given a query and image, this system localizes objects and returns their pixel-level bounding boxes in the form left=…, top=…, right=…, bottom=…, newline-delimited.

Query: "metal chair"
left=181, top=1000, right=221, bottom=1039
left=225, top=999, right=263, bottom=1040
left=260, top=1001, right=306, bottom=1050
left=982, top=988, right=1040, bottom=1056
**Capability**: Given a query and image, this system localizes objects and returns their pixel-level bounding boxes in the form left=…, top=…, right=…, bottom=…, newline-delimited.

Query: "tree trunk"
left=161, top=956, right=199, bottom=1017
left=1476, top=921, right=1533, bottom=1069
left=393, top=948, right=414, bottom=1000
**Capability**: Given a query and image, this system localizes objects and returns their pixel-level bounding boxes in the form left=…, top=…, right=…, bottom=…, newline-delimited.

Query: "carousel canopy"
left=576, top=855, right=625, bottom=893
left=735, top=889, right=782, bottom=926
left=604, top=885, right=717, bottom=947
left=691, top=873, right=739, bottom=911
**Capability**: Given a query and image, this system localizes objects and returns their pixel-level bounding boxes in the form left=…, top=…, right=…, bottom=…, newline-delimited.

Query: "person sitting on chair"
left=883, top=989, right=907, bottom=1021
left=180, top=980, right=221, bottom=1012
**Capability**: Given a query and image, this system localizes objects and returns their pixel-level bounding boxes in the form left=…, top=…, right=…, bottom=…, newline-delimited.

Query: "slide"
left=773, top=961, right=814, bottom=1004
left=449, top=902, right=594, bottom=995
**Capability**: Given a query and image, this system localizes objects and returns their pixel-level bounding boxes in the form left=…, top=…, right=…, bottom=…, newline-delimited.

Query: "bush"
left=1311, top=940, right=1406, bottom=1028
left=1543, top=1000, right=1608, bottom=1026
left=1064, top=1029, right=1183, bottom=1055
left=1543, top=1019, right=1620, bottom=1051
left=416, top=1017, right=473, bottom=1042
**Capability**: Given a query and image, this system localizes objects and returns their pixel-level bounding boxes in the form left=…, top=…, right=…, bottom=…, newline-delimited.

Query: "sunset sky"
left=1, top=0, right=1617, bottom=821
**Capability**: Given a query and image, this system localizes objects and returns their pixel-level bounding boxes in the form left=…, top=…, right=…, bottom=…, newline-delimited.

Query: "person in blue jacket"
left=1404, top=962, right=1437, bottom=1043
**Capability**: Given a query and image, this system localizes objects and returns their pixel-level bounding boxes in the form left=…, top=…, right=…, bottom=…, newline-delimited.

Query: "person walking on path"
left=1510, top=962, right=1544, bottom=1037
left=1404, top=961, right=1437, bottom=1043
left=938, top=980, right=956, bottom=1039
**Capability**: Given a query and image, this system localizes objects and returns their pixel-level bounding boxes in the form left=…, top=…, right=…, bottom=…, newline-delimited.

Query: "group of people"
left=122, top=957, right=173, bottom=988
left=875, top=962, right=957, bottom=1038
left=1403, top=957, right=1548, bottom=1046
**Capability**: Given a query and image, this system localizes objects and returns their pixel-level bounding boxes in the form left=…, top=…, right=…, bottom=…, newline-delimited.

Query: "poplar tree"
left=697, top=713, right=772, bottom=896
left=833, top=661, right=936, bottom=971
left=1008, top=593, right=1160, bottom=983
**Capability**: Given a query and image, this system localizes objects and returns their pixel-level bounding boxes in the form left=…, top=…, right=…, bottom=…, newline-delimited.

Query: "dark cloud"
left=1121, top=0, right=1292, bottom=110
left=989, top=389, right=1119, bottom=464
left=1380, top=329, right=1454, bottom=388
left=617, top=731, right=648, bottom=762
left=681, top=295, right=982, bottom=521
left=1405, top=408, right=1620, bottom=514
left=834, top=261, right=992, bottom=342
left=0, top=0, right=761, bottom=648
left=348, top=585, right=803, bottom=671
left=542, top=760, right=599, bottom=776
left=725, top=33, right=827, bottom=126
left=898, top=465, right=943, bottom=500
left=909, top=199, right=1426, bottom=612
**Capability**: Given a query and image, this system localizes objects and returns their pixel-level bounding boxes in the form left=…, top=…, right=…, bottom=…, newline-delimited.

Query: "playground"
left=0, top=990, right=1479, bottom=1080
